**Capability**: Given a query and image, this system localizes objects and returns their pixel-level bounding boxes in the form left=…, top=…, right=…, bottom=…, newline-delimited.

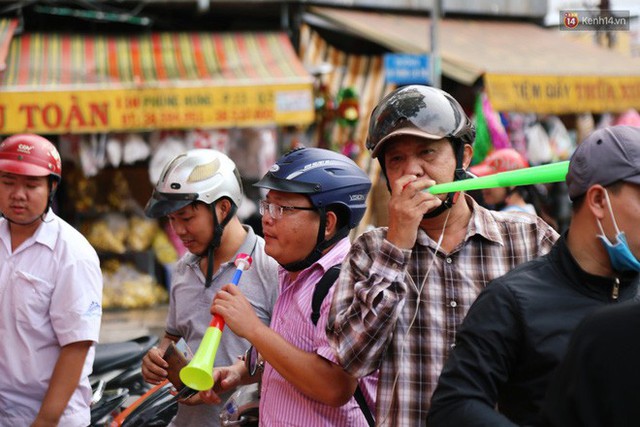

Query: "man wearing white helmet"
left=141, top=149, right=278, bottom=427
left=0, top=134, right=103, bottom=427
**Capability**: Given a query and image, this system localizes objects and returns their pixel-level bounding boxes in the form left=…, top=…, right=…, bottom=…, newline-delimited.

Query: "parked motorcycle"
left=106, top=338, right=197, bottom=427
left=220, top=383, right=259, bottom=427
left=90, top=335, right=159, bottom=426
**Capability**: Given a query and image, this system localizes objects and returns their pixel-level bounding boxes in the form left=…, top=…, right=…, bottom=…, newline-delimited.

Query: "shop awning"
left=309, top=7, right=640, bottom=114
left=0, top=18, right=18, bottom=72
left=299, top=24, right=392, bottom=164
left=0, top=31, right=314, bottom=134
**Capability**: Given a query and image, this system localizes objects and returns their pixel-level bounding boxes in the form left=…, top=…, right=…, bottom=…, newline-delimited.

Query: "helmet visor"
left=144, top=191, right=198, bottom=218
left=254, top=172, right=320, bottom=194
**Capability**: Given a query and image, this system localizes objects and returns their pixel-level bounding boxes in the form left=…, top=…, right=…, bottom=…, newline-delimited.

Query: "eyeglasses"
left=258, top=200, right=316, bottom=220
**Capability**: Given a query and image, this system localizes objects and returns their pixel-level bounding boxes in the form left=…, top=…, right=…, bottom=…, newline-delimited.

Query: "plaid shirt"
left=327, top=196, right=559, bottom=426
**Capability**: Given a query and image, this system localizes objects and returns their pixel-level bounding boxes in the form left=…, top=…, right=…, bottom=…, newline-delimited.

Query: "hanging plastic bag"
left=186, top=128, right=229, bottom=152
left=123, top=133, right=151, bottom=165
left=106, top=134, right=124, bottom=168
left=148, top=133, right=187, bottom=185
left=575, top=113, right=595, bottom=144
left=614, top=109, right=640, bottom=127
left=545, top=116, right=574, bottom=161
left=525, top=122, right=553, bottom=165
left=79, top=135, right=99, bottom=177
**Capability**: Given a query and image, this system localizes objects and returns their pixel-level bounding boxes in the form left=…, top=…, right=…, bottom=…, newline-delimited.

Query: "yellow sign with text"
left=0, top=84, right=314, bottom=134
left=485, top=74, right=640, bottom=114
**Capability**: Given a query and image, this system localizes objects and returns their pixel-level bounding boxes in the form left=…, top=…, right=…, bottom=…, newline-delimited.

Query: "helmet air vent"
left=189, top=158, right=220, bottom=182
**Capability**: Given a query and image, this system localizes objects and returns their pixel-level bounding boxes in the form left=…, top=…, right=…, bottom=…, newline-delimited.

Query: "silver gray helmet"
left=145, top=149, right=243, bottom=218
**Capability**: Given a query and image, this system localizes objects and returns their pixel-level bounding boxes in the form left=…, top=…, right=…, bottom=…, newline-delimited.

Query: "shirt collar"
left=0, top=210, right=58, bottom=253
left=34, top=210, right=59, bottom=251
left=416, top=194, right=504, bottom=248
left=464, top=195, right=508, bottom=246
left=278, top=237, right=351, bottom=283
left=555, top=233, right=639, bottom=299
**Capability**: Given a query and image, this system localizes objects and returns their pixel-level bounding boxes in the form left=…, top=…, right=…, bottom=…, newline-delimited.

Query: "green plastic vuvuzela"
left=428, top=161, right=570, bottom=195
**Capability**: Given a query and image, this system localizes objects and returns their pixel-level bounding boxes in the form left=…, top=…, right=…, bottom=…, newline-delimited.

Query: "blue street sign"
left=384, top=54, right=431, bottom=85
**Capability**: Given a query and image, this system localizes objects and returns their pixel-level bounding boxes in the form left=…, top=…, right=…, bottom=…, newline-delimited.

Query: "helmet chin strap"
left=201, top=200, right=237, bottom=288
left=281, top=207, right=349, bottom=272
left=422, top=141, right=468, bottom=219
left=422, top=167, right=467, bottom=219
left=1, top=212, right=47, bottom=226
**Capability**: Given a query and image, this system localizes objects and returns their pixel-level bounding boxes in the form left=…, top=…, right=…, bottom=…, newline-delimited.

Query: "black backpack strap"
left=310, top=264, right=375, bottom=426
left=354, top=384, right=375, bottom=427
left=311, top=264, right=341, bottom=326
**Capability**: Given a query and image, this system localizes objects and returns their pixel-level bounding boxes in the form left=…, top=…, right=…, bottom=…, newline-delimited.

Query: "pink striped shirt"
left=259, top=238, right=377, bottom=426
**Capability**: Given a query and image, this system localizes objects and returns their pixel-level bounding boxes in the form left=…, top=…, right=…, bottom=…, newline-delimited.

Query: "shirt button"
left=446, top=257, right=452, bottom=264
left=449, top=300, right=457, bottom=307
left=451, top=343, right=456, bottom=349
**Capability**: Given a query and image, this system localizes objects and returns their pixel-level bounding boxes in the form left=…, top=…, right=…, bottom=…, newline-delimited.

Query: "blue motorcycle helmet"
left=255, top=147, right=372, bottom=271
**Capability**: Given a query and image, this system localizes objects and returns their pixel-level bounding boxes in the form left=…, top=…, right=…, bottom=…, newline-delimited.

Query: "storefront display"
left=0, top=26, right=315, bottom=310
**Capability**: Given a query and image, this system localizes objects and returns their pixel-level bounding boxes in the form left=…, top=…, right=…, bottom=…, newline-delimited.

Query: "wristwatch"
left=243, top=345, right=264, bottom=377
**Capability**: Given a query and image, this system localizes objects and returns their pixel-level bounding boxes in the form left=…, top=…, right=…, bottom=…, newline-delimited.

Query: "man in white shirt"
left=0, top=134, right=103, bottom=427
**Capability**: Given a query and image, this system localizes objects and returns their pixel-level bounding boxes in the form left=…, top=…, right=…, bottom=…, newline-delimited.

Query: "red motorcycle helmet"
left=469, top=148, right=529, bottom=177
left=0, top=134, right=62, bottom=181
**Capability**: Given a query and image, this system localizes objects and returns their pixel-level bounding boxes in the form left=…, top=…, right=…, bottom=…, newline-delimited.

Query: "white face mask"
left=596, top=190, right=640, bottom=272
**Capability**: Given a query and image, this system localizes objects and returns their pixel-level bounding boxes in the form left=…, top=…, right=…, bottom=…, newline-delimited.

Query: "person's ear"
left=462, top=144, right=473, bottom=169
left=585, top=185, right=607, bottom=221
left=222, top=198, right=231, bottom=214
left=215, top=198, right=232, bottom=219
left=324, top=210, right=338, bottom=238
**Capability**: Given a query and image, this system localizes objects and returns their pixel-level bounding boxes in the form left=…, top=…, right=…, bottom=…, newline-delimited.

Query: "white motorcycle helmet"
left=144, top=149, right=243, bottom=287
left=145, top=149, right=243, bottom=218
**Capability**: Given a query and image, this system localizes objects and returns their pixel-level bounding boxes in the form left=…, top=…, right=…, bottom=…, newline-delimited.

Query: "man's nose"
left=404, top=156, right=426, bottom=176
left=9, top=185, right=28, bottom=199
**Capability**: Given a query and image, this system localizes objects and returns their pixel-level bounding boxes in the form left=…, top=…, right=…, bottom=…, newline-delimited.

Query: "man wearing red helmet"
left=471, top=148, right=538, bottom=215
left=0, top=134, right=103, bottom=427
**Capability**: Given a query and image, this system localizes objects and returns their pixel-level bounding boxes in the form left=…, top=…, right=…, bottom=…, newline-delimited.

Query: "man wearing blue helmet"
left=201, top=147, right=377, bottom=426
left=325, top=85, right=559, bottom=425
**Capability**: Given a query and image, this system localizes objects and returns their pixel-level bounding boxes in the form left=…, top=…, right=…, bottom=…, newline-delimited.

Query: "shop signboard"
left=384, top=53, right=431, bottom=85
left=0, top=32, right=314, bottom=134
left=0, top=84, right=313, bottom=134
left=485, top=74, right=640, bottom=114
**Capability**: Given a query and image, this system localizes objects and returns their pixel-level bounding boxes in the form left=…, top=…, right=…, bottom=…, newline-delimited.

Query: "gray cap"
left=566, top=125, right=640, bottom=200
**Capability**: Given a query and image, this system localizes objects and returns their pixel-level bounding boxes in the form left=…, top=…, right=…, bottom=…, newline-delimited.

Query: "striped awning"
left=298, top=24, right=392, bottom=165
left=0, top=32, right=314, bottom=134
left=298, top=24, right=393, bottom=232
left=0, top=19, right=18, bottom=72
